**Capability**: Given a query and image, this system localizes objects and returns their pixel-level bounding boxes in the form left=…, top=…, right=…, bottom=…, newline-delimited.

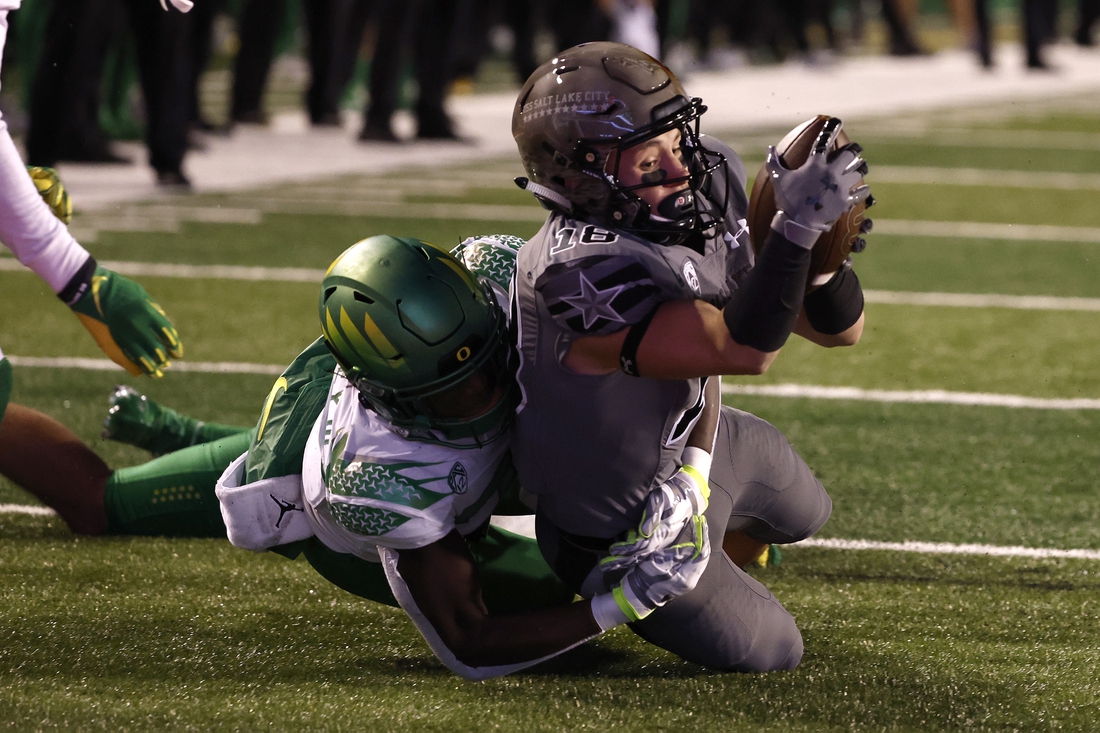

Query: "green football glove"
left=602, top=465, right=710, bottom=573
left=68, top=265, right=183, bottom=377
left=27, top=166, right=73, bottom=224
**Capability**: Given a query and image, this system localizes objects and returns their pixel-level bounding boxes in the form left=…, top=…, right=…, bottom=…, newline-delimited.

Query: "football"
left=746, top=115, right=869, bottom=292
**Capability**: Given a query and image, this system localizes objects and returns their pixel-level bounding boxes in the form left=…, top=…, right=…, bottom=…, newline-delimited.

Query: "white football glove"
left=766, top=118, right=870, bottom=246
left=602, top=465, right=709, bottom=573
left=611, top=515, right=710, bottom=623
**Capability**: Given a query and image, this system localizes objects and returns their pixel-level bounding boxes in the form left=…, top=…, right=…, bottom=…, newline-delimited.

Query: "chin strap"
left=515, top=178, right=573, bottom=214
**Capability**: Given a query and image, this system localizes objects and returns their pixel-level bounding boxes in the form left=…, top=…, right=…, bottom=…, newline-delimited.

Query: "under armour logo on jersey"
left=448, top=462, right=468, bottom=494
left=681, top=260, right=701, bottom=293
left=270, top=494, right=304, bottom=528
left=727, top=218, right=749, bottom=249
left=560, top=272, right=627, bottom=330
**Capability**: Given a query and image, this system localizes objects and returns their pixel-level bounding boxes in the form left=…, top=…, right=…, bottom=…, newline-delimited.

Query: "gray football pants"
left=536, top=405, right=831, bottom=671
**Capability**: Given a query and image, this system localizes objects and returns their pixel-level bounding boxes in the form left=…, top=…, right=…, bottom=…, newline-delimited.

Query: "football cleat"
left=102, top=385, right=205, bottom=455
left=751, top=544, right=783, bottom=569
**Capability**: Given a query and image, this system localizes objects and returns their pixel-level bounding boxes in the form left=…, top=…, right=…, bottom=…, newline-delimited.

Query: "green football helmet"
left=319, top=235, right=516, bottom=444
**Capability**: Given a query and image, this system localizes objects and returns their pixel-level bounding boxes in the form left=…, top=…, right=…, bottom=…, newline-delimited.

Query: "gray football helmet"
left=512, top=42, right=727, bottom=244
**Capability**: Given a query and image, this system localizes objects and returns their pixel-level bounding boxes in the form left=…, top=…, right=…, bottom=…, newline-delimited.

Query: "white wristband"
left=771, top=211, right=825, bottom=249
left=680, top=446, right=712, bottom=480
left=590, top=593, right=630, bottom=631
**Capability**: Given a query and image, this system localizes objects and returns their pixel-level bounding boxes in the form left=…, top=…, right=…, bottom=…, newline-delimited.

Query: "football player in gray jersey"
left=511, top=42, right=871, bottom=672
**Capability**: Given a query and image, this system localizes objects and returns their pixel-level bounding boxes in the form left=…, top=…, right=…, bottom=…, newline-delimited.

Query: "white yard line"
left=870, top=166, right=1100, bottom=190
left=9, top=258, right=1098, bottom=311
left=796, top=537, right=1100, bottom=561
left=5, top=355, right=1096, bottom=409
left=872, top=219, right=1100, bottom=243
left=721, top=383, right=1100, bottom=410
left=5, top=356, right=284, bottom=375
left=864, top=290, right=1100, bottom=311
left=0, top=504, right=58, bottom=517
left=0, top=258, right=325, bottom=283
left=2, top=508, right=1090, bottom=561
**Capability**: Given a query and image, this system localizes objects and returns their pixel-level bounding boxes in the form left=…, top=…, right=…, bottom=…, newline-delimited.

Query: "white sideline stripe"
left=796, top=537, right=1100, bottom=561
left=864, top=290, right=1100, bottom=311
left=4, top=506, right=1098, bottom=562
left=721, top=383, right=1100, bottom=410
left=874, top=219, right=1100, bottom=243
left=6, top=356, right=285, bottom=375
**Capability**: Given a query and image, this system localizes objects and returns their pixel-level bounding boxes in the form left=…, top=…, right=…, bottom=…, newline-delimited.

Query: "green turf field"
left=2, top=94, right=1099, bottom=731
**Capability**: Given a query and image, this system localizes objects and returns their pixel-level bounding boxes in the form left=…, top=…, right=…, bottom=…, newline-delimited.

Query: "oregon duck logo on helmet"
left=320, top=235, right=516, bottom=445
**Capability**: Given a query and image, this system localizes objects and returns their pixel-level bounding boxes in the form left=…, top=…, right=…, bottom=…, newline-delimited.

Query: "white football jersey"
left=300, top=371, right=510, bottom=562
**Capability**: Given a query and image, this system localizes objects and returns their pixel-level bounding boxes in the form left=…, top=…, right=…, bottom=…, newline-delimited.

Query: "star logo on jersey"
left=560, top=272, right=627, bottom=330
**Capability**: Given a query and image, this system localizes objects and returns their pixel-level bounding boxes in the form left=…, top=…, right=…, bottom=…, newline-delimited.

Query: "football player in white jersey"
left=510, top=43, right=871, bottom=671
left=0, top=0, right=184, bottom=532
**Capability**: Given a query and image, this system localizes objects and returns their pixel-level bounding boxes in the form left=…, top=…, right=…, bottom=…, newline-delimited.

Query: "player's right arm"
left=395, top=531, right=600, bottom=667
left=391, top=519, right=709, bottom=674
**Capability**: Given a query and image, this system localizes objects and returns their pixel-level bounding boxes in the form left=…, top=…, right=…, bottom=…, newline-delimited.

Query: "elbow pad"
left=804, top=265, right=864, bottom=335
left=722, top=231, right=811, bottom=352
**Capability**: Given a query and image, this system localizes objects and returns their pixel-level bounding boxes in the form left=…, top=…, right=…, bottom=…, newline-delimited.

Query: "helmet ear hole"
left=353, top=291, right=374, bottom=304
left=323, top=286, right=337, bottom=302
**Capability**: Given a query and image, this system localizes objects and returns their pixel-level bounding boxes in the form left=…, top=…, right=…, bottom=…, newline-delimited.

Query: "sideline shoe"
left=156, top=169, right=193, bottom=191
left=102, top=385, right=204, bottom=455
left=358, top=123, right=402, bottom=143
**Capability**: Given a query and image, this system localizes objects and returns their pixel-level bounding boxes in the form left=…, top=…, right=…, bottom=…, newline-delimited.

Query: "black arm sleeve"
left=803, top=265, right=865, bottom=335
left=721, top=231, right=811, bottom=352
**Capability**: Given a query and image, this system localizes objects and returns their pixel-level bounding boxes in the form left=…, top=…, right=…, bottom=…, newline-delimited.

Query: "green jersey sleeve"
left=245, top=336, right=338, bottom=483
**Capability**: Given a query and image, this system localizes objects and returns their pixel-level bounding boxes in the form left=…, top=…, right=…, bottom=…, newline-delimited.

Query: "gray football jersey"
left=511, top=137, right=754, bottom=537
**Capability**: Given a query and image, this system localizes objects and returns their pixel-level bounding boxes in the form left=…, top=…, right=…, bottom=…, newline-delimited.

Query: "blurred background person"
left=23, top=0, right=197, bottom=187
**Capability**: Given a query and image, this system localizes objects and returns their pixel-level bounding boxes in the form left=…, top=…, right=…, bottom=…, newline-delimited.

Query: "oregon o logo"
left=456, top=346, right=472, bottom=362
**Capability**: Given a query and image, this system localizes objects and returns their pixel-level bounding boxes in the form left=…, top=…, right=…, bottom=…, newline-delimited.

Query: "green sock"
left=105, top=430, right=254, bottom=537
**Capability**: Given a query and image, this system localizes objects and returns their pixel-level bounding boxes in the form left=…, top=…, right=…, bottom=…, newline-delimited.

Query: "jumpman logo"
left=270, top=494, right=304, bottom=528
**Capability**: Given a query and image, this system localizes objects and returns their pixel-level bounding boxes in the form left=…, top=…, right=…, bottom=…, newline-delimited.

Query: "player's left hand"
left=765, top=118, right=870, bottom=238
left=68, top=266, right=183, bottom=377
left=611, top=515, right=710, bottom=622
left=27, top=166, right=73, bottom=224
left=602, top=465, right=710, bottom=572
